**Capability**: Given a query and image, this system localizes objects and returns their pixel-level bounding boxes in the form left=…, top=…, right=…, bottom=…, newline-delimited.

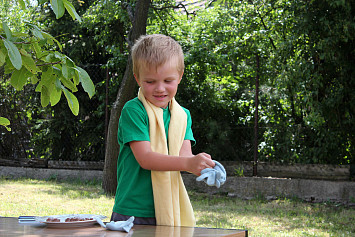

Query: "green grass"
left=0, top=177, right=354, bottom=236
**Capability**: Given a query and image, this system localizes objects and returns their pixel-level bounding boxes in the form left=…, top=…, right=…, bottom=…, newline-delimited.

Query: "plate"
left=36, top=214, right=106, bottom=228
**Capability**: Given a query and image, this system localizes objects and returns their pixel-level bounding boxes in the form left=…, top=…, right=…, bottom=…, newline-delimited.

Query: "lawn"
left=0, top=177, right=354, bottom=236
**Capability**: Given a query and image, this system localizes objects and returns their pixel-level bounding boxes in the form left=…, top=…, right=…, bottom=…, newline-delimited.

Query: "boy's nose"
left=155, top=83, right=165, bottom=92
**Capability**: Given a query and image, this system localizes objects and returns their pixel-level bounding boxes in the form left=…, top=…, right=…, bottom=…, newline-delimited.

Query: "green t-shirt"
left=112, top=97, right=195, bottom=217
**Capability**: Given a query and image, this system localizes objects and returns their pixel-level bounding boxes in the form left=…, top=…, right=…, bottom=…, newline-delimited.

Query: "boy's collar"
left=161, top=102, right=170, bottom=111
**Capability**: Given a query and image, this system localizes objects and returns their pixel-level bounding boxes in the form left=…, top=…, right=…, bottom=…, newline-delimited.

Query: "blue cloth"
left=96, top=216, right=134, bottom=232
left=196, top=160, right=226, bottom=188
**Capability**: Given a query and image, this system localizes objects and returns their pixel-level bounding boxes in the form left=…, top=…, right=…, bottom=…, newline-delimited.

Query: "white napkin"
left=96, top=216, right=134, bottom=232
left=196, top=160, right=226, bottom=188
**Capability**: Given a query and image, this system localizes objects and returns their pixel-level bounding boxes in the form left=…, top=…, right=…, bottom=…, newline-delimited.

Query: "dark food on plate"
left=65, top=217, right=94, bottom=222
left=45, top=218, right=60, bottom=222
left=45, top=217, right=94, bottom=222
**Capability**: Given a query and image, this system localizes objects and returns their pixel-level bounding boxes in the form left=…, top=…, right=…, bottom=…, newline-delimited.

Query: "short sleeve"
left=183, top=107, right=196, bottom=146
left=118, top=101, right=150, bottom=146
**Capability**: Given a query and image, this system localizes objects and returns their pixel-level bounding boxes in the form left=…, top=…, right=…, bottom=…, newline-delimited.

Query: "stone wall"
left=183, top=174, right=355, bottom=205
left=0, top=159, right=352, bottom=181
left=1, top=166, right=354, bottom=205
left=222, top=161, right=351, bottom=181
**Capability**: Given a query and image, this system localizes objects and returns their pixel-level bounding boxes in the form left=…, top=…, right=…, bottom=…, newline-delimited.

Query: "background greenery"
left=1, top=0, right=354, bottom=165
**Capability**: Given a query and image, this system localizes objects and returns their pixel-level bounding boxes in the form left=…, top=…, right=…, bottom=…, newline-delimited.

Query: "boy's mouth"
left=154, top=95, right=167, bottom=99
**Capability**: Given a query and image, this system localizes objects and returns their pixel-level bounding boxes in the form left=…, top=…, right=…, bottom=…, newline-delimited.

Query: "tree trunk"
left=102, top=0, right=151, bottom=195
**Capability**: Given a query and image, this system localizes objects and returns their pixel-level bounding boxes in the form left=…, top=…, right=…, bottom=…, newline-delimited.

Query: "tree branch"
left=0, top=35, right=29, bottom=45
left=153, top=8, right=169, bottom=34
left=122, top=2, right=134, bottom=24
left=122, top=2, right=136, bottom=47
left=36, top=61, right=62, bottom=67
left=257, top=11, right=277, bottom=50
left=249, top=0, right=277, bottom=50
left=151, top=3, right=196, bottom=19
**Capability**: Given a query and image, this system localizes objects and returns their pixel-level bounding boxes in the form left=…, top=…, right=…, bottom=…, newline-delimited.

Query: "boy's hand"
left=187, top=153, right=215, bottom=176
left=131, top=140, right=215, bottom=175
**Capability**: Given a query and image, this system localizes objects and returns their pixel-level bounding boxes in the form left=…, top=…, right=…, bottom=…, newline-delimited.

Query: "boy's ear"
left=134, top=74, right=141, bottom=86
left=178, top=70, right=184, bottom=84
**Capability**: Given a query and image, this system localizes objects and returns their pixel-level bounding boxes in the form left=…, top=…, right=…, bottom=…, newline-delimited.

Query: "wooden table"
left=0, top=217, right=247, bottom=236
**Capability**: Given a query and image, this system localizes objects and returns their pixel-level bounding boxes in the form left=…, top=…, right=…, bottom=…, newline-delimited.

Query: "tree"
left=0, top=0, right=95, bottom=129
left=28, top=0, right=115, bottom=161
left=102, top=0, right=151, bottom=194
left=255, top=0, right=355, bottom=164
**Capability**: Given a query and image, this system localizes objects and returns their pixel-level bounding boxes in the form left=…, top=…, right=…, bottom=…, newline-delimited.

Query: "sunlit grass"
left=191, top=192, right=354, bottom=237
left=0, top=177, right=113, bottom=219
left=0, top=177, right=354, bottom=236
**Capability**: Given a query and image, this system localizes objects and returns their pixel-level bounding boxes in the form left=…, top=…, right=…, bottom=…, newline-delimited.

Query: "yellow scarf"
left=138, top=89, right=195, bottom=227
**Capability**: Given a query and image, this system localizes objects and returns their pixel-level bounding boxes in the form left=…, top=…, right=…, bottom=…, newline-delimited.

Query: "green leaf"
left=62, top=63, right=69, bottom=79
left=62, top=57, right=75, bottom=80
left=4, top=56, right=15, bottom=73
left=50, top=79, right=62, bottom=106
left=2, top=22, right=12, bottom=40
left=0, top=49, right=5, bottom=66
left=3, top=39, right=22, bottom=70
left=0, top=117, right=10, bottom=126
left=32, top=42, right=46, bottom=59
left=19, top=48, right=30, bottom=57
left=52, top=65, right=63, bottom=75
left=62, top=87, right=79, bottom=116
left=41, top=66, right=56, bottom=88
left=35, top=81, right=43, bottom=92
left=41, top=86, right=50, bottom=107
left=73, top=72, right=79, bottom=85
left=42, top=32, right=62, bottom=51
left=10, top=67, right=31, bottom=90
left=0, top=117, right=11, bottom=131
left=55, top=77, right=62, bottom=89
left=18, top=0, right=26, bottom=10
left=75, top=66, right=95, bottom=98
left=31, top=28, right=44, bottom=40
left=50, top=0, right=65, bottom=19
left=42, top=65, right=54, bottom=78
left=60, top=76, right=78, bottom=92
left=30, top=75, right=39, bottom=84
left=63, top=0, right=82, bottom=22
left=45, top=53, right=57, bottom=63
left=22, top=53, right=40, bottom=74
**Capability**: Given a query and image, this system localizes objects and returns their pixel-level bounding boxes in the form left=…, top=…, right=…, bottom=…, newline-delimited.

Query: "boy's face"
left=134, top=58, right=183, bottom=109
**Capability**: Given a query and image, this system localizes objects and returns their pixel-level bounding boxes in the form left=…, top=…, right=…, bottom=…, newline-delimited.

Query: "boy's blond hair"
left=132, top=34, right=184, bottom=78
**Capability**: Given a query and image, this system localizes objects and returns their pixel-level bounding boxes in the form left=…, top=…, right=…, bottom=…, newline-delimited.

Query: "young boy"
left=111, top=34, right=215, bottom=227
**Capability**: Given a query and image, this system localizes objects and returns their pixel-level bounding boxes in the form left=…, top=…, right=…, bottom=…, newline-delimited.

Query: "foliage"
left=146, top=4, right=255, bottom=160
left=257, top=0, right=355, bottom=164
left=1, top=0, right=354, bottom=165
left=0, top=117, right=10, bottom=131
left=147, top=0, right=354, bottom=164
left=26, top=0, right=132, bottom=161
left=0, top=0, right=95, bottom=120
left=0, top=0, right=103, bottom=160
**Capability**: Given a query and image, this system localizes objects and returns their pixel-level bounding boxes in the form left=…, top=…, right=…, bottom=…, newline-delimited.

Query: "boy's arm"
left=179, top=140, right=194, bottom=157
left=130, top=140, right=214, bottom=176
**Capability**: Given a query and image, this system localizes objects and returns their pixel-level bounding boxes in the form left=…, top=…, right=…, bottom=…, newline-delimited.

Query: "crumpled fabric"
left=196, top=160, right=226, bottom=188
left=96, top=216, right=134, bottom=232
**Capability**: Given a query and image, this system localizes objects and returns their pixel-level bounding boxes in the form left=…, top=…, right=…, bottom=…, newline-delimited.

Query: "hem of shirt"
left=113, top=206, right=155, bottom=218
left=122, top=136, right=150, bottom=146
